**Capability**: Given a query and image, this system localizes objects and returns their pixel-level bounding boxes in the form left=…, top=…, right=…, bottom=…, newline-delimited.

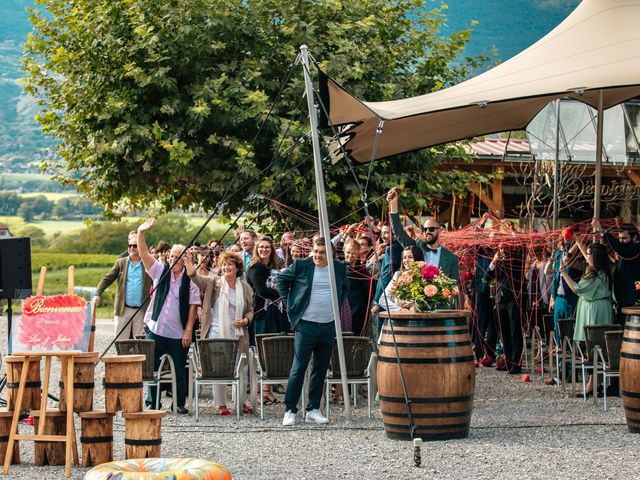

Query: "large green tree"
left=24, top=0, right=489, bottom=226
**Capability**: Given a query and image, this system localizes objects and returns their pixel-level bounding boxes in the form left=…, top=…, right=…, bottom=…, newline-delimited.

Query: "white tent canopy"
left=321, top=0, right=640, bottom=163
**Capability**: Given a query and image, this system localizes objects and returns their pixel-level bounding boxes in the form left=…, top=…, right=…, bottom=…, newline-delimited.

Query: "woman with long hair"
left=561, top=240, right=613, bottom=396
left=246, top=236, right=283, bottom=404
left=185, top=251, right=254, bottom=415
left=377, top=246, right=425, bottom=316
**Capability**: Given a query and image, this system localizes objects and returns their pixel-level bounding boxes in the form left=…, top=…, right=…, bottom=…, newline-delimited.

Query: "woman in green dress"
left=560, top=240, right=613, bottom=396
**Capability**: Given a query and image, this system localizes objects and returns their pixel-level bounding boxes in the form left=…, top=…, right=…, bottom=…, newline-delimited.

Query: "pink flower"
left=452, top=286, right=460, bottom=295
left=421, top=264, right=441, bottom=281
left=416, top=261, right=426, bottom=267
left=400, top=274, right=412, bottom=285
left=424, top=285, right=438, bottom=297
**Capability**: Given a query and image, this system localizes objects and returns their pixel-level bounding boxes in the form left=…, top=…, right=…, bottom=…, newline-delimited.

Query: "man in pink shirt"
left=138, top=218, right=201, bottom=414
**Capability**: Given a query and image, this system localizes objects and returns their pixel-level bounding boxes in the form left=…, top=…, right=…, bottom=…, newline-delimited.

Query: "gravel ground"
left=1, top=318, right=638, bottom=480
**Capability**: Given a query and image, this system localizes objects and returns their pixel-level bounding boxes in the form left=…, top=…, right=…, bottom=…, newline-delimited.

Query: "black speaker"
left=0, top=237, right=32, bottom=299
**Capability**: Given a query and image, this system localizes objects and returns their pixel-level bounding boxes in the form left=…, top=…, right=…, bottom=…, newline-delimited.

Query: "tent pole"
left=594, top=89, right=604, bottom=220
left=552, top=99, right=561, bottom=230
left=300, top=45, right=352, bottom=424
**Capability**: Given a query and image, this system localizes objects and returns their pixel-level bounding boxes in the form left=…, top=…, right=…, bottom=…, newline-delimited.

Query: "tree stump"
left=31, top=409, right=66, bottom=466
left=0, top=409, right=19, bottom=465
left=5, top=356, right=41, bottom=412
left=122, top=410, right=166, bottom=459
left=59, top=352, right=99, bottom=413
left=78, top=411, right=114, bottom=467
left=102, top=355, right=145, bottom=414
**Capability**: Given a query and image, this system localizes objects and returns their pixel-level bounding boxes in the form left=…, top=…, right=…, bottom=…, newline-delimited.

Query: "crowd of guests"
left=95, top=185, right=640, bottom=419
left=468, top=215, right=640, bottom=397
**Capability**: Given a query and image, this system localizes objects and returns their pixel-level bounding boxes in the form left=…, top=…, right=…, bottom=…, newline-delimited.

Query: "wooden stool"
left=59, top=352, right=98, bottom=413
left=122, top=410, right=166, bottom=459
left=102, top=355, right=145, bottom=414
left=5, top=356, right=41, bottom=411
left=31, top=409, right=66, bottom=466
left=0, top=409, right=19, bottom=465
left=78, top=411, right=114, bottom=467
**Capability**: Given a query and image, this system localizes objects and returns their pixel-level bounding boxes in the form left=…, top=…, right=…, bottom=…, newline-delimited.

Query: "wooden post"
left=32, top=409, right=67, bottom=466
left=0, top=410, right=20, bottom=465
left=122, top=410, right=166, bottom=459
left=59, top=352, right=98, bottom=413
left=102, top=355, right=145, bottom=414
left=36, top=267, right=47, bottom=296
left=67, top=266, right=75, bottom=295
left=78, top=411, right=114, bottom=467
left=5, top=356, right=42, bottom=411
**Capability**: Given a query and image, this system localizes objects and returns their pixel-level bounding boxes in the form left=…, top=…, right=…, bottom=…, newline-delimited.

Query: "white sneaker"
left=282, top=410, right=296, bottom=426
left=305, top=409, right=329, bottom=424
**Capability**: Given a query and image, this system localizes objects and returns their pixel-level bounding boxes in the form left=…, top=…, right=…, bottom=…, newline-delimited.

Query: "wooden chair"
left=580, top=324, right=622, bottom=403
left=193, top=339, right=244, bottom=420
left=325, top=336, right=375, bottom=419
left=115, top=340, right=177, bottom=412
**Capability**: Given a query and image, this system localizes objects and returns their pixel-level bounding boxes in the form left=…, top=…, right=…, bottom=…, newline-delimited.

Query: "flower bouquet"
left=391, top=262, right=459, bottom=312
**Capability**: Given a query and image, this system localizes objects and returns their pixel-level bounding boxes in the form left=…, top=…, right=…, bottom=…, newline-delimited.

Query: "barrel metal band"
left=125, top=438, right=162, bottom=446
left=7, top=381, right=41, bottom=388
left=380, top=394, right=474, bottom=404
left=381, top=410, right=470, bottom=419
left=103, top=381, right=144, bottom=389
left=621, top=352, right=640, bottom=360
left=379, top=340, right=471, bottom=348
left=624, top=325, right=640, bottom=331
left=622, top=337, right=640, bottom=343
left=381, top=328, right=468, bottom=336
left=378, top=355, right=474, bottom=364
left=384, top=421, right=469, bottom=431
left=621, top=389, right=640, bottom=398
left=81, top=436, right=113, bottom=444
left=59, top=381, right=95, bottom=389
left=388, top=318, right=467, bottom=328
left=0, top=435, right=9, bottom=442
left=623, top=405, right=640, bottom=413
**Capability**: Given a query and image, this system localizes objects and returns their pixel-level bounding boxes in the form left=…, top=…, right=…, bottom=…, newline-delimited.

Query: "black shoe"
left=605, top=386, right=620, bottom=397
left=176, top=406, right=188, bottom=415
left=576, top=390, right=593, bottom=398
left=496, top=365, right=508, bottom=371
left=508, top=366, right=522, bottom=374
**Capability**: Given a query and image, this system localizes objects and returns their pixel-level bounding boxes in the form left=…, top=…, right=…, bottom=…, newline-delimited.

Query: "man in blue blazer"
left=277, top=237, right=349, bottom=426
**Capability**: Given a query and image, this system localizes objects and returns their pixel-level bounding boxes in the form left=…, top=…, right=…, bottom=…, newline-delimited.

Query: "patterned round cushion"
left=84, top=458, right=232, bottom=480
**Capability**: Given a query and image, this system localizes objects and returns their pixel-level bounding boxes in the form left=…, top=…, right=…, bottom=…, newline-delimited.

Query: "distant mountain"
left=0, top=0, right=581, bottom=171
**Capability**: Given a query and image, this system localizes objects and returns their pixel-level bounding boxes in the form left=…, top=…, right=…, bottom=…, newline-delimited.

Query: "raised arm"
left=387, top=188, right=417, bottom=248
left=137, top=217, right=157, bottom=271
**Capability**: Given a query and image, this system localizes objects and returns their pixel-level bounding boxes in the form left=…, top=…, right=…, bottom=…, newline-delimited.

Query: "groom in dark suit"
left=277, top=237, right=349, bottom=426
left=386, top=188, right=459, bottom=281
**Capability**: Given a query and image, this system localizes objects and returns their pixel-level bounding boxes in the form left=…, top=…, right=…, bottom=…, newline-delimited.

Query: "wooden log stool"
left=78, top=411, right=114, bottom=467
left=59, top=352, right=99, bottom=413
left=31, top=409, right=66, bottom=466
left=122, top=410, right=166, bottom=459
left=0, top=409, right=19, bottom=465
left=5, top=356, right=41, bottom=412
left=102, top=355, right=145, bottom=414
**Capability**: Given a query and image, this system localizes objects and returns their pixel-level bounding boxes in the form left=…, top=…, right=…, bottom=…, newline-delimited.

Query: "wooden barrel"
left=378, top=310, right=475, bottom=440
left=122, top=410, right=166, bottom=459
left=31, top=409, right=66, bottom=466
left=59, top=352, right=99, bottom=413
left=5, top=356, right=42, bottom=412
left=620, top=307, right=640, bottom=432
left=79, top=411, right=115, bottom=467
left=0, top=409, right=19, bottom=464
left=102, top=355, right=145, bottom=414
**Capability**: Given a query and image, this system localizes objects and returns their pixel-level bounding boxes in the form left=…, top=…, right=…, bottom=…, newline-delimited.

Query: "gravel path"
left=1, top=319, right=638, bottom=480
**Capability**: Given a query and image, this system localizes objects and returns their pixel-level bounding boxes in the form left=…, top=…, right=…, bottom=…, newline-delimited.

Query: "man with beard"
left=386, top=188, right=459, bottom=281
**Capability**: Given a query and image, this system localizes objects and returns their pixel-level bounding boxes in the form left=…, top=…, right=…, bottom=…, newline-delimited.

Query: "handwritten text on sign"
left=12, top=294, right=91, bottom=352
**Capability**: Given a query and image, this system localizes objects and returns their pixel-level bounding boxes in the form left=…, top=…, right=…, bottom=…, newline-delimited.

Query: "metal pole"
left=300, top=45, right=352, bottom=423
left=552, top=99, right=561, bottom=230
left=594, top=90, right=604, bottom=219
